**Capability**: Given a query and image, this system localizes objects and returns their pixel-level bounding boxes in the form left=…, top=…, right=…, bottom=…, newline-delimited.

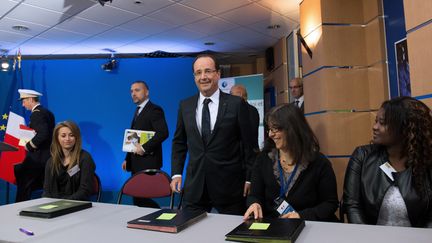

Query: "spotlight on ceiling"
left=101, top=53, right=117, bottom=72
left=98, top=0, right=112, bottom=6
left=1, top=50, right=9, bottom=72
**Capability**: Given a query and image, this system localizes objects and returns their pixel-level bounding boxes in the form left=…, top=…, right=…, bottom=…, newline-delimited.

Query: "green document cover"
left=225, top=218, right=305, bottom=243
left=19, top=200, right=92, bottom=219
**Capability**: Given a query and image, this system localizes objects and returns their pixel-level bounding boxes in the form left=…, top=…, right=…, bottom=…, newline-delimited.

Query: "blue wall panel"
left=0, top=57, right=196, bottom=202
left=383, top=0, right=407, bottom=98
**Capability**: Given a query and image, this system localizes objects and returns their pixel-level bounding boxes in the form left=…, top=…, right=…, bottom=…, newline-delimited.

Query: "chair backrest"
left=92, top=173, right=102, bottom=202
left=117, top=169, right=174, bottom=208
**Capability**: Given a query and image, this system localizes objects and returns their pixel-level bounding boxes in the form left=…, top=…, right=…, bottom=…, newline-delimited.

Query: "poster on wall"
left=394, top=38, right=411, bottom=97
left=219, top=74, right=264, bottom=149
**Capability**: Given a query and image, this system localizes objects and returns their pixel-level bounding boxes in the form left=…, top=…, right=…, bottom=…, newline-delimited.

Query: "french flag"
left=0, top=112, right=27, bottom=184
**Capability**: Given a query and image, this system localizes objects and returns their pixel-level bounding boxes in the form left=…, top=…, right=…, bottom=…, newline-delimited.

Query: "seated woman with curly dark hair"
left=43, top=121, right=96, bottom=201
left=243, top=103, right=339, bottom=221
left=343, top=96, right=432, bottom=227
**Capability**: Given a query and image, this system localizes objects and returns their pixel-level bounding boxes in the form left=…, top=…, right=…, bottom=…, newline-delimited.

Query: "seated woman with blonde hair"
left=343, top=96, right=432, bottom=227
left=244, top=103, right=338, bottom=221
left=43, top=121, right=96, bottom=201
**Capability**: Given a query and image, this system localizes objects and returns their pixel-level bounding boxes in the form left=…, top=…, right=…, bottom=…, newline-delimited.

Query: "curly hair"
left=263, top=103, right=320, bottom=164
left=381, top=96, right=432, bottom=197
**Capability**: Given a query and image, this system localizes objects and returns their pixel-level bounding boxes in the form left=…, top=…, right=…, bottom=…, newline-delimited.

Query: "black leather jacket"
left=343, top=144, right=432, bottom=227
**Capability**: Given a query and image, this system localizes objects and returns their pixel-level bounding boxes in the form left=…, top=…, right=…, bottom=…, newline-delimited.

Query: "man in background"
left=171, top=54, right=255, bottom=215
left=289, top=77, right=304, bottom=113
left=122, top=80, right=169, bottom=208
left=230, top=84, right=260, bottom=150
left=15, top=89, right=55, bottom=202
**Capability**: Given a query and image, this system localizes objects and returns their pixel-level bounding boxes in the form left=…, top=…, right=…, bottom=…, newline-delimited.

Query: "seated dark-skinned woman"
left=343, top=97, right=432, bottom=227
left=43, top=121, right=96, bottom=201
left=243, top=103, right=339, bottom=221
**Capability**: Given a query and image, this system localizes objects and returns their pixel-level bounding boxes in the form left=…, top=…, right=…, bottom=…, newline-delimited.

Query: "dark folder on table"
left=19, top=200, right=92, bottom=219
left=127, top=208, right=207, bottom=233
left=225, top=218, right=305, bottom=243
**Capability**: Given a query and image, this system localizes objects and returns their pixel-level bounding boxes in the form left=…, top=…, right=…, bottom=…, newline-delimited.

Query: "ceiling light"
left=101, top=53, right=117, bottom=72
left=98, top=0, right=112, bottom=6
left=134, top=0, right=142, bottom=4
left=12, top=25, right=29, bottom=31
left=204, top=42, right=215, bottom=46
left=267, top=24, right=281, bottom=30
left=1, top=50, right=9, bottom=72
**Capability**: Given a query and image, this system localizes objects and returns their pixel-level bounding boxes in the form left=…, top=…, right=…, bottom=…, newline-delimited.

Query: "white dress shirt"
left=196, top=89, right=220, bottom=135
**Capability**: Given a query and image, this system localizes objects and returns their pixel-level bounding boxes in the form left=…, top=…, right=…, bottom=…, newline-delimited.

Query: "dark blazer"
left=248, top=103, right=260, bottom=150
left=291, top=100, right=304, bottom=113
left=24, top=105, right=55, bottom=168
left=171, top=91, right=255, bottom=205
left=247, top=151, right=339, bottom=221
left=343, top=145, right=432, bottom=227
left=43, top=150, right=95, bottom=201
left=125, top=101, right=169, bottom=173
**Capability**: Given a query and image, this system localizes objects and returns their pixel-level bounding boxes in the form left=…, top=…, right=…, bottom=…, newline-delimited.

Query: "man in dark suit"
left=171, top=54, right=255, bottom=215
left=230, top=84, right=260, bottom=149
left=230, top=84, right=260, bottom=197
left=289, top=77, right=304, bottom=113
left=122, top=81, right=169, bottom=208
left=15, top=89, right=55, bottom=202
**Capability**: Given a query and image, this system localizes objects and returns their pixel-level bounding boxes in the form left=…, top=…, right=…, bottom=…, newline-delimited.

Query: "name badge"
left=379, top=162, right=396, bottom=181
left=67, top=164, right=80, bottom=177
left=274, top=197, right=295, bottom=215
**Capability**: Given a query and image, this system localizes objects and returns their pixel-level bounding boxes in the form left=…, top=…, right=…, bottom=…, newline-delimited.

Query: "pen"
left=19, top=228, right=34, bottom=236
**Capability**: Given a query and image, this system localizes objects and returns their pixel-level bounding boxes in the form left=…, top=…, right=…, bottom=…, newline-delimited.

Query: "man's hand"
left=121, top=160, right=127, bottom=171
left=134, top=143, right=144, bottom=156
left=243, top=182, right=251, bottom=197
left=170, top=177, right=182, bottom=193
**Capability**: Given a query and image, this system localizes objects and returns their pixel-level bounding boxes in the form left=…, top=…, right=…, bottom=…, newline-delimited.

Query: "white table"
left=1, top=198, right=431, bottom=243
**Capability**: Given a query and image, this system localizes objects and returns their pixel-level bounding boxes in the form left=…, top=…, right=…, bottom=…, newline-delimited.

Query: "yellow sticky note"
left=39, top=204, right=59, bottom=210
left=156, top=213, right=176, bottom=220
left=249, top=223, right=270, bottom=230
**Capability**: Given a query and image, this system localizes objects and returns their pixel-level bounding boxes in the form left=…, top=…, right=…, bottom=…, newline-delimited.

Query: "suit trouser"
left=14, top=163, right=45, bottom=202
left=183, top=181, right=246, bottom=216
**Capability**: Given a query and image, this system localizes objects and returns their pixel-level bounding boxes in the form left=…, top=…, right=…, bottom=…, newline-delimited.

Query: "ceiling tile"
left=55, top=17, right=112, bottom=35
left=109, top=0, right=175, bottom=15
left=10, top=37, right=71, bottom=55
left=256, top=0, right=300, bottom=18
left=0, top=40, right=17, bottom=51
left=183, top=17, right=238, bottom=35
left=76, top=4, right=140, bottom=26
left=52, top=45, right=104, bottom=55
left=6, top=3, right=70, bottom=26
left=142, top=27, right=207, bottom=45
left=119, top=16, right=175, bottom=36
left=213, top=27, right=277, bottom=49
left=219, top=3, right=273, bottom=26
left=0, top=30, right=32, bottom=44
left=0, top=17, right=50, bottom=36
left=0, top=0, right=20, bottom=17
left=23, top=0, right=96, bottom=15
left=248, top=15, right=298, bottom=38
left=188, top=37, right=247, bottom=52
left=181, top=0, right=250, bottom=15
left=148, top=3, right=209, bottom=26
left=38, top=28, right=89, bottom=43
left=114, top=43, right=160, bottom=54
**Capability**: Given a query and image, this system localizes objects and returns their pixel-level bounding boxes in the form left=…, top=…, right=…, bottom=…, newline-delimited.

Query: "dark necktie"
left=201, top=98, right=211, bottom=144
left=295, top=100, right=299, bottom=108
left=133, top=106, right=140, bottom=122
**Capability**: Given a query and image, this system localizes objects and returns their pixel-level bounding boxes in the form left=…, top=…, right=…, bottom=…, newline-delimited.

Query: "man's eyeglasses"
left=193, top=69, right=217, bottom=78
left=289, top=85, right=302, bottom=89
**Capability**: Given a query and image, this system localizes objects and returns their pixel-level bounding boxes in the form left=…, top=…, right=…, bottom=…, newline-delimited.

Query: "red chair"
left=92, top=173, right=102, bottom=202
left=117, top=169, right=174, bottom=209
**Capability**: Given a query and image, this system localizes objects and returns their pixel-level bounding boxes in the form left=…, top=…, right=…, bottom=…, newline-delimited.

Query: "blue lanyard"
left=278, top=160, right=298, bottom=198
